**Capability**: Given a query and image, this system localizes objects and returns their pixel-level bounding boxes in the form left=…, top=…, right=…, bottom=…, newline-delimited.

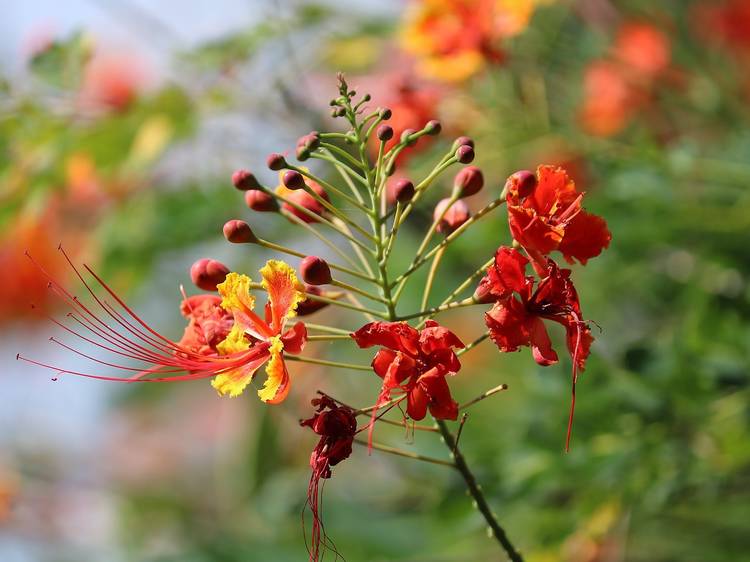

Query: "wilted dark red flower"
left=506, top=165, right=611, bottom=265
left=300, top=396, right=357, bottom=562
left=479, top=246, right=594, bottom=450
left=351, top=320, right=464, bottom=426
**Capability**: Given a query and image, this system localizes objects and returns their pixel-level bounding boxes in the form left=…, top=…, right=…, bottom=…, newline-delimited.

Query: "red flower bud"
left=297, top=285, right=329, bottom=316
left=504, top=170, right=537, bottom=198
left=244, top=190, right=278, bottom=212
left=376, top=124, right=394, bottom=141
left=232, top=169, right=261, bottom=191
left=434, top=198, right=470, bottom=234
left=391, top=178, right=415, bottom=204
left=454, top=166, right=484, bottom=198
left=379, top=108, right=392, bottom=120
left=283, top=170, right=306, bottom=190
left=300, top=256, right=332, bottom=285
left=455, top=145, right=475, bottom=164
left=425, top=120, right=441, bottom=135
left=190, top=258, right=230, bottom=292
left=452, top=136, right=475, bottom=150
left=267, top=153, right=287, bottom=171
left=222, top=219, right=257, bottom=244
left=296, top=132, right=320, bottom=161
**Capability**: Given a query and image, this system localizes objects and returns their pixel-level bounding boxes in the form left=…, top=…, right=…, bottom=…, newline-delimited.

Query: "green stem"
left=285, top=355, right=371, bottom=371
left=354, top=439, right=456, bottom=468
left=436, top=420, right=524, bottom=562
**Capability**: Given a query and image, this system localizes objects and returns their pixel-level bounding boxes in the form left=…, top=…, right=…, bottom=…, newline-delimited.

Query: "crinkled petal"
left=351, top=321, right=420, bottom=356
left=483, top=246, right=530, bottom=300
left=216, top=323, right=250, bottom=355
left=217, top=272, right=272, bottom=340
left=508, top=205, right=563, bottom=255
left=260, top=260, right=305, bottom=334
left=531, top=165, right=578, bottom=215
left=420, top=320, right=465, bottom=355
left=558, top=210, right=612, bottom=265
left=257, top=337, right=291, bottom=404
left=486, top=298, right=533, bottom=353
left=211, top=351, right=269, bottom=397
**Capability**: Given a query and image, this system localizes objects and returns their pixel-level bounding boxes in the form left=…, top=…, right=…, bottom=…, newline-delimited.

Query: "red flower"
left=177, top=294, right=234, bottom=356
left=506, top=165, right=611, bottom=265
left=479, top=247, right=594, bottom=450
left=300, top=396, right=357, bottom=562
left=351, top=320, right=464, bottom=423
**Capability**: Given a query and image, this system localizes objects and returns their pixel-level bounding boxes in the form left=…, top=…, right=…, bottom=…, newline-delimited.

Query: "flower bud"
left=452, top=136, right=475, bottom=150
left=455, top=144, right=475, bottom=164
left=401, top=128, right=417, bottom=146
left=232, top=169, right=261, bottom=191
left=296, top=285, right=329, bottom=316
left=376, top=124, right=394, bottom=142
left=504, top=170, right=537, bottom=198
left=453, top=166, right=484, bottom=198
left=283, top=170, right=306, bottom=190
left=223, top=219, right=257, bottom=244
left=267, top=153, right=287, bottom=171
left=425, top=120, right=442, bottom=136
left=190, top=258, right=230, bottom=292
left=434, top=198, right=470, bottom=234
left=391, top=178, right=415, bottom=204
left=379, top=108, right=392, bottom=120
left=300, top=256, right=332, bottom=285
left=296, top=131, right=320, bottom=161
left=472, top=276, right=496, bottom=304
left=244, top=190, right=278, bottom=212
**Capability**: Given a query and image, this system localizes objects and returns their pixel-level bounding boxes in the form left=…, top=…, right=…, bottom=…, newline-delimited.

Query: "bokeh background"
left=2, top=1, right=749, bottom=561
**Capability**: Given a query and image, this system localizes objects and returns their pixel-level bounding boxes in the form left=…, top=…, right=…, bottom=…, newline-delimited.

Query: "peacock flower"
left=211, top=262, right=307, bottom=402
left=506, top=165, right=611, bottom=265
left=18, top=250, right=306, bottom=404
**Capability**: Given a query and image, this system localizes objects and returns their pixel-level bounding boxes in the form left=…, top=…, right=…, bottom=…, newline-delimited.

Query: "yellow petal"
left=217, top=272, right=255, bottom=314
left=216, top=323, right=250, bottom=356
left=257, top=336, right=291, bottom=404
left=211, top=353, right=269, bottom=398
left=260, top=260, right=305, bottom=333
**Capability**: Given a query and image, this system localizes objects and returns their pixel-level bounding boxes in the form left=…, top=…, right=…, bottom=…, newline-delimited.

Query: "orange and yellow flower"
left=401, top=0, right=540, bottom=82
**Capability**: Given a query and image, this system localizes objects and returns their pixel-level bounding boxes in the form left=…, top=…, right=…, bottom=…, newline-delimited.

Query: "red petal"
left=482, top=246, right=530, bottom=300
left=281, top=321, right=307, bottom=354
left=351, top=321, right=420, bottom=356
left=406, top=384, right=429, bottom=421
left=530, top=165, right=577, bottom=215
left=558, top=210, right=612, bottom=265
left=485, top=298, right=533, bottom=353
left=529, top=317, right=558, bottom=366
left=420, top=320, right=465, bottom=354
left=507, top=205, right=563, bottom=256
left=420, top=371, right=458, bottom=421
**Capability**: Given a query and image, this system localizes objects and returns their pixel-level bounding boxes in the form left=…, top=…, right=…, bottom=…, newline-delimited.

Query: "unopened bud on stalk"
left=297, top=285, right=329, bottom=316
left=244, top=190, right=278, bottom=212
left=401, top=128, right=417, bottom=146
left=283, top=170, right=306, bottom=190
left=392, top=178, right=415, bottom=204
left=267, top=153, right=287, bottom=171
left=472, top=277, right=496, bottom=304
left=434, top=198, right=470, bottom=234
left=300, top=256, right=332, bottom=285
left=232, top=169, right=261, bottom=191
left=376, top=124, right=394, bottom=142
left=452, top=136, right=475, bottom=150
left=454, top=166, right=484, bottom=198
left=296, top=131, right=320, bottom=161
left=379, top=107, right=392, bottom=120
left=223, top=219, right=257, bottom=244
left=190, top=258, right=230, bottom=292
left=504, top=170, right=537, bottom=198
left=425, top=120, right=442, bottom=136
left=455, top=144, right=475, bottom=164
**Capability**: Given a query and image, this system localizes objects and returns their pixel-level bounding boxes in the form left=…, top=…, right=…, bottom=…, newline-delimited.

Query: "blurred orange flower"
left=80, top=52, right=147, bottom=112
left=401, top=0, right=539, bottom=82
left=579, top=22, right=671, bottom=137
